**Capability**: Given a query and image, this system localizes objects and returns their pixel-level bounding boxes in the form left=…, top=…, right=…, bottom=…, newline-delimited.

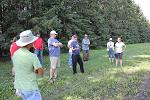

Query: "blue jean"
left=108, top=48, right=115, bottom=58
left=68, top=52, right=72, bottom=66
left=21, top=90, right=42, bottom=100
left=34, top=49, right=43, bottom=65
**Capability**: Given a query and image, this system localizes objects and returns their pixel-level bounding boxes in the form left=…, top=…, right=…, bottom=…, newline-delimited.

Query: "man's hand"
left=58, top=42, right=63, bottom=47
left=53, top=42, right=63, bottom=47
left=35, top=68, right=44, bottom=76
left=72, top=48, right=79, bottom=51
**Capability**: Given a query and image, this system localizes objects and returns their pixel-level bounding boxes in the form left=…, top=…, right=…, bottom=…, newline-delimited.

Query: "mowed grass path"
left=1, top=43, right=150, bottom=100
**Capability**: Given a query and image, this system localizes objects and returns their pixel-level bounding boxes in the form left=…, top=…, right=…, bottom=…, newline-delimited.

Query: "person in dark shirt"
left=70, top=34, right=84, bottom=74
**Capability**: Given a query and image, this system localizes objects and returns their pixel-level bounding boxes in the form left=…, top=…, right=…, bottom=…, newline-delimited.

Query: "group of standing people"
left=10, top=29, right=126, bottom=100
left=67, top=34, right=90, bottom=73
left=107, top=37, right=126, bottom=66
left=10, top=30, right=91, bottom=100
left=67, top=34, right=90, bottom=68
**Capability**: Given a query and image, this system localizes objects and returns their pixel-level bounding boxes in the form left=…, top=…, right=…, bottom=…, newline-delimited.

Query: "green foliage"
left=18, top=10, right=31, bottom=20
left=1, top=0, right=150, bottom=50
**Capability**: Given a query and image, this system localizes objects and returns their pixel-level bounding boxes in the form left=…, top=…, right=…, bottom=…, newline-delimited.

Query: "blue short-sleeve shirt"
left=48, top=38, right=60, bottom=57
left=70, top=40, right=80, bottom=55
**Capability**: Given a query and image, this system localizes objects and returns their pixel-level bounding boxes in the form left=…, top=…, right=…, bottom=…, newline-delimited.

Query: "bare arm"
left=53, top=42, right=63, bottom=47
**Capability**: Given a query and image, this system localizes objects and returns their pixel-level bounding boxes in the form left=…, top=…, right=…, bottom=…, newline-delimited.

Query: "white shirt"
left=82, top=38, right=90, bottom=50
left=107, top=41, right=114, bottom=51
left=68, top=39, right=73, bottom=52
left=115, top=42, right=125, bottom=53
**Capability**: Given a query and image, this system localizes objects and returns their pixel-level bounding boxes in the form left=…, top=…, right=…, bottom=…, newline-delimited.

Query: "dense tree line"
left=0, top=0, right=150, bottom=55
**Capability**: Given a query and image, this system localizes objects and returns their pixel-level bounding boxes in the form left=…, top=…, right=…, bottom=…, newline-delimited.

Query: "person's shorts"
left=50, top=57, right=60, bottom=69
left=20, top=90, right=42, bottom=100
left=115, top=53, right=123, bottom=59
left=108, top=49, right=115, bottom=58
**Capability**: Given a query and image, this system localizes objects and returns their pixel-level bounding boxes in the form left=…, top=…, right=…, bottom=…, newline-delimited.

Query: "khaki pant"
left=49, top=57, right=60, bottom=79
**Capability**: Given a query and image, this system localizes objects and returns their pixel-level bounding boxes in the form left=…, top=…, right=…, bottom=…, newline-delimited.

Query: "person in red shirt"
left=34, top=32, right=44, bottom=65
left=10, top=37, right=20, bottom=75
left=10, top=37, right=20, bottom=96
left=10, top=39, right=20, bottom=57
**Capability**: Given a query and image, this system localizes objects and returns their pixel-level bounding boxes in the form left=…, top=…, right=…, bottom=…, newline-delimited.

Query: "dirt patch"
left=135, top=75, right=150, bottom=100
left=125, top=74, right=150, bottom=100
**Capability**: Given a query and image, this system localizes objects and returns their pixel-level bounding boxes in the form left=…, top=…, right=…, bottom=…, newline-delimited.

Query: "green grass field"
left=1, top=43, right=150, bottom=100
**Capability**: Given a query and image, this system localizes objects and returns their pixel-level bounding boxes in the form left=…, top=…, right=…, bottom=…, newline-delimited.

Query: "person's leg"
left=72, top=54, right=77, bottom=74
left=50, top=57, right=55, bottom=79
left=110, top=49, right=114, bottom=63
left=87, top=50, right=89, bottom=60
left=84, top=50, right=88, bottom=61
left=39, top=50, right=43, bottom=65
left=120, top=59, right=122, bottom=67
left=111, top=57, right=114, bottom=63
left=115, top=53, right=119, bottom=66
left=68, top=52, right=72, bottom=67
left=53, top=68, right=57, bottom=80
left=54, top=57, right=59, bottom=80
left=116, top=59, right=118, bottom=66
left=21, top=90, right=42, bottom=100
left=50, top=68, right=54, bottom=79
left=112, top=50, right=115, bottom=63
left=119, top=53, right=123, bottom=66
left=34, top=49, right=39, bottom=57
left=77, top=55, right=84, bottom=73
left=108, top=50, right=111, bottom=62
left=83, top=50, right=86, bottom=61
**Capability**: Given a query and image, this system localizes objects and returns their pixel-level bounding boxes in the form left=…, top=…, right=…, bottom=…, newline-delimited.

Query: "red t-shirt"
left=34, top=37, right=44, bottom=50
left=10, top=42, right=20, bottom=57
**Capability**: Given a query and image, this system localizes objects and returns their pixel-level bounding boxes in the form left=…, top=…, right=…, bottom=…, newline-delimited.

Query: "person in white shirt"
left=67, top=35, right=75, bottom=68
left=107, top=38, right=115, bottom=63
left=115, top=37, right=126, bottom=66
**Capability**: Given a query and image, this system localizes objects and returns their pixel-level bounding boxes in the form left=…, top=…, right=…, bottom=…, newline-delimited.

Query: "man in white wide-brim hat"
left=13, top=30, right=44, bottom=100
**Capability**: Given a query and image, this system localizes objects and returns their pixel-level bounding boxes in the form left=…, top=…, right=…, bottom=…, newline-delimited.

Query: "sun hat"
left=16, top=30, right=38, bottom=47
left=50, top=30, right=58, bottom=35
left=109, top=38, right=112, bottom=41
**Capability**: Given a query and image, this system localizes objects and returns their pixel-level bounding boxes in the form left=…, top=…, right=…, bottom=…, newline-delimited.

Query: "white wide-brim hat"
left=16, top=30, right=38, bottom=47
